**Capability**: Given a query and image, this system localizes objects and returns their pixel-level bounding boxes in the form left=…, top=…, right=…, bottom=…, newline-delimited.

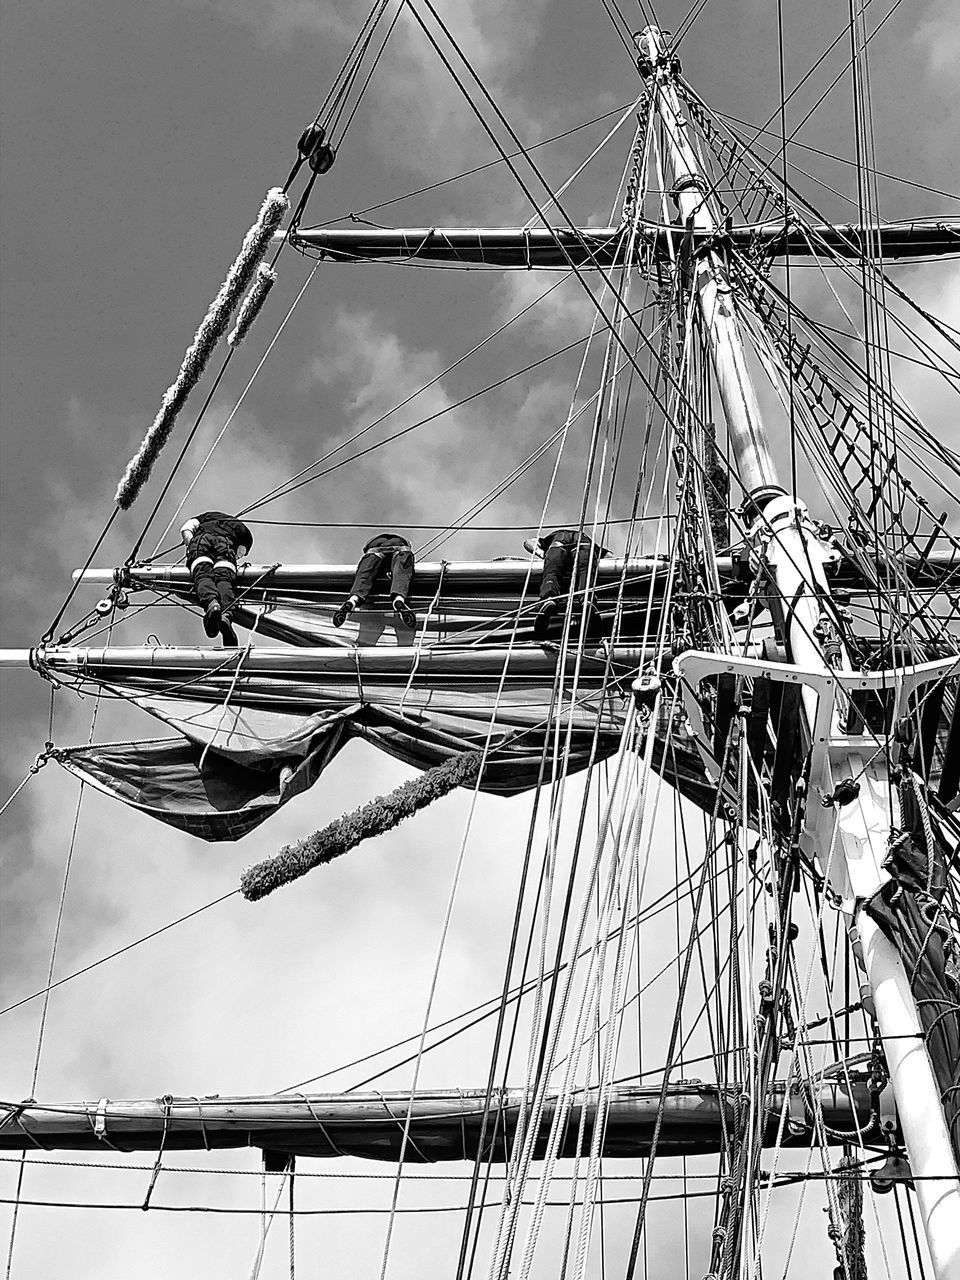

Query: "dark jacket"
left=363, top=533, right=411, bottom=554
left=194, top=512, right=254, bottom=553
left=537, top=529, right=611, bottom=558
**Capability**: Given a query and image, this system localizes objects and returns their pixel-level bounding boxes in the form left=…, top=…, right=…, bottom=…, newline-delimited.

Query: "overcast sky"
left=1, top=0, right=958, bottom=1276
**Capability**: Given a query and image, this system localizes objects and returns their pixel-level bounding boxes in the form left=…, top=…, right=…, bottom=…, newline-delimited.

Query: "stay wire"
left=459, top=219, right=646, bottom=1278
left=3, top=671, right=106, bottom=1278
left=331, top=3, right=403, bottom=148
left=239, top=320, right=646, bottom=512
left=692, top=82, right=960, bottom=366
left=595, top=0, right=636, bottom=60
left=310, top=0, right=393, bottom=148
left=714, top=109, right=960, bottom=203
left=0, top=891, right=240, bottom=1019
left=673, top=0, right=714, bottom=49
left=399, top=0, right=727, bottom=486
left=281, top=863, right=720, bottom=1097
left=150, top=262, right=322, bottom=556
left=239, top=275, right=575, bottom=515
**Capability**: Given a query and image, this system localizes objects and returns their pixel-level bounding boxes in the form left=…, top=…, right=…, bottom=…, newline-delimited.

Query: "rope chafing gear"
left=114, top=187, right=289, bottom=510
left=227, top=264, right=278, bottom=348
left=240, top=751, right=485, bottom=902
left=826, top=1152, right=868, bottom=1280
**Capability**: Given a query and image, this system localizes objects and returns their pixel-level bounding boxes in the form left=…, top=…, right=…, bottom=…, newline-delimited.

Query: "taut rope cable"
left=3, top=672, right=107, bottom=1278
left=715, top=109, right=960, bottom=203
left=400, top=0, right=727, bottom=472
left=331, top=3, right=403, bottom=147
left=0, top=892, right=240, bottom=1018
left=240, top=277, right=586, bottom=517
left=311, top=103, right=641, bottom=230
left=239, top=275, right=574, bottom=515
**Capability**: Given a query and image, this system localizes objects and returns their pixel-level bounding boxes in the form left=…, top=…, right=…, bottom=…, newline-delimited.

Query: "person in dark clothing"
left=180, top=511, right=253, bottom=646
left=531, top=529, right=611, bottom=641
left=333, top=533, right=416, bottom=629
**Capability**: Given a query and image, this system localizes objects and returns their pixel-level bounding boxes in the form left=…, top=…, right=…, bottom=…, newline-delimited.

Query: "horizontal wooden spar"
left=68, top=549, right=960, bottom=598
left=289, top=221, right=960, bottom=266
left=0, top=1081, right=875, bottom=1160
left=73, top=558, right=673, bottom=592
left=0, top=642, right=660, bottom=676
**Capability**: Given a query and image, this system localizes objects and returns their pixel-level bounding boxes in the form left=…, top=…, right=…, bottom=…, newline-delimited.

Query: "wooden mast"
left=638, top=24, right=959, bottom=1279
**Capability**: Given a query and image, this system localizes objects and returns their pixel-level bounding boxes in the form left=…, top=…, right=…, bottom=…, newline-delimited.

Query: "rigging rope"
left=3, top=668, right=107, bottom=1277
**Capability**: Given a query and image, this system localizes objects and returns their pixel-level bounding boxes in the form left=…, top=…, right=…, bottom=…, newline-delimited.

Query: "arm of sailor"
left=180, top=517, right=200, bottom=546
left=235, top=519, right=254, bottom=556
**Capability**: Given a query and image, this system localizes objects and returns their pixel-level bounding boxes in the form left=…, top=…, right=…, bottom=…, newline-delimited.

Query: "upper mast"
left=638, top=24, right=959, bottom=1279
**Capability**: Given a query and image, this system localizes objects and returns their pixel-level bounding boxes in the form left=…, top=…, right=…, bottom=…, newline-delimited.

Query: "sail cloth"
left=44, top=644, right=712, bottom=841
left=56, top=724, right=350, bottom=841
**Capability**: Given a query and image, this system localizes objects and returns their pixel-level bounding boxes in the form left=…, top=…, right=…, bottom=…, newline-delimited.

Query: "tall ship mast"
left=1, top=3, right=958, bottom=1277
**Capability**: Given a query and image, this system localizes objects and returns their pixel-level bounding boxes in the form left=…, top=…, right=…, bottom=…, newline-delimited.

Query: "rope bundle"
left=240, top=750, right=484, bottom=901
left=114, top=187, right=289, bottom=510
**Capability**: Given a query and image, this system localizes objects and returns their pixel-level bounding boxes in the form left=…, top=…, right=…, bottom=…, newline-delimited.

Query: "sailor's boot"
left=203, top=600, right=222, bottom=638
left=533, top=599, right=559, bottom=641
left=333, top=596, right=359, bottom=628
left=392, top=596, right=416, bottom=629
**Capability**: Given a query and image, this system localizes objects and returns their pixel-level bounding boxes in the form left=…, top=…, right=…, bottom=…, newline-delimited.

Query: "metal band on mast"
left=637, top=25, right=959, bottom=1280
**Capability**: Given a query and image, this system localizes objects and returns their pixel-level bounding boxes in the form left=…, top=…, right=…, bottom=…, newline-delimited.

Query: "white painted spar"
left=0, top=650, right=31, bottom=668
left=70, top=557, right=676, bottom=586
left=0, top=643, right=666, bottom=673
left=639, top=28, right=778, bottom=495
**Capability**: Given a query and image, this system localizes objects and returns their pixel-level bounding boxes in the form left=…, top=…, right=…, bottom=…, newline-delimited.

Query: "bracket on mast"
left=673, top=649, right=960, bottom=900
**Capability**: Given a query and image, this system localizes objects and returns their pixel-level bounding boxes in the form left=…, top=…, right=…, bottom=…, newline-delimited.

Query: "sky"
left=1, top=0, right=958, bottom=1276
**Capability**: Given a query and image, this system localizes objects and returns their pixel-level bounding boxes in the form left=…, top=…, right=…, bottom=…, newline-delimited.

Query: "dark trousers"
left=350, top=547, right=414, bottom=602
left=539, top=543, right=596, bottom=602
left=188, top=533, right=238, bottom=614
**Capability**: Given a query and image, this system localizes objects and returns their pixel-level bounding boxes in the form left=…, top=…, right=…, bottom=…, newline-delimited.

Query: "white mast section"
left=641, top=32, right=778, bottom=498
left=639, top=26, right=960, bottom=1280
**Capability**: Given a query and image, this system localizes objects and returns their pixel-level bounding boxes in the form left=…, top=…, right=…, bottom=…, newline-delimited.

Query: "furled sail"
left=39, top=642, right=712, bottom=840
left=79, top=558, right=673, bottom=648
left=0, top=1080, right=877, bottom=1161
left=73, top=551, right=958, bottom=648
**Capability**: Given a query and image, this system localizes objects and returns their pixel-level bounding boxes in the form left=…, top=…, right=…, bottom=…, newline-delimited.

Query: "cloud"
left=296, top=302, right=601, bottom=554
left=913, top=0, right=960, bottom=83
left=367, top=0, right=549, bottom=176
left=498, top=273, right=598, bottom=343
left=192, top=0, right=550, bottom=198
left=185, top=0, right=354, bottom=46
